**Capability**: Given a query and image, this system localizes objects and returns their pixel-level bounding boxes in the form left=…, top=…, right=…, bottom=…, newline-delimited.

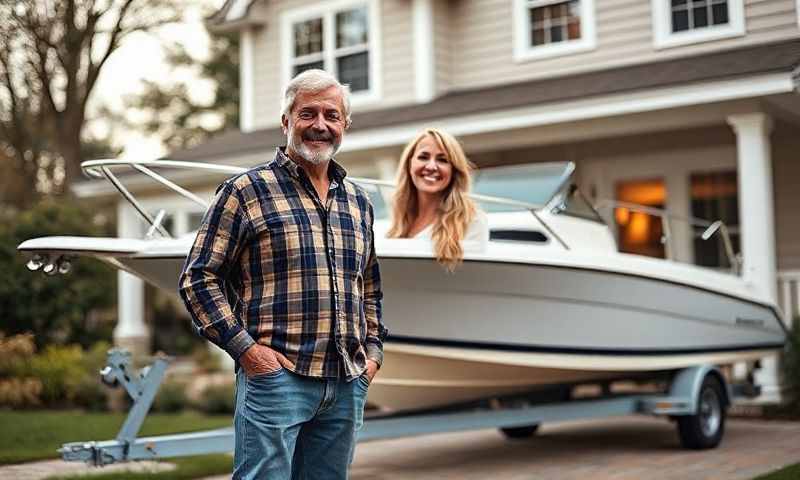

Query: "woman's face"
left=409, top=135, right=453, bottom=197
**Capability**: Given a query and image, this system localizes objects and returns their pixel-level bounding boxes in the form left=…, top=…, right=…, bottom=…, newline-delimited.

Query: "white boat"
left=19, top=159, right=787, bottom=412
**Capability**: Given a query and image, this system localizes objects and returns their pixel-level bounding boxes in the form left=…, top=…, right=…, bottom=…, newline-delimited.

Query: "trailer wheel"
left=676, top=375, right=726, bottom=449
left=500, top=424, right=539, bottom=439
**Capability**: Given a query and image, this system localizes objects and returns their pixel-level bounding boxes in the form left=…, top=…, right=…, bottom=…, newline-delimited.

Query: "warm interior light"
left=615, top=178, right=667, bottom=258
left=626, top=212, right=650, bottom=245
left=615, top=207, right=630, bottom=226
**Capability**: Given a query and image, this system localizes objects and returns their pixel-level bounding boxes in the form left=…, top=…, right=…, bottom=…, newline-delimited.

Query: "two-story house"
left=75, top=0, right=800, bottom=402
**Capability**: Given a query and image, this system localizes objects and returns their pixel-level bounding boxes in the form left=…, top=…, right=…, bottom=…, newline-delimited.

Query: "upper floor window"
left=282, top=0, right=380, bottom=103
left=651, top=0, right=745, bottom=49
left=513, top=0, right=596, bottom=62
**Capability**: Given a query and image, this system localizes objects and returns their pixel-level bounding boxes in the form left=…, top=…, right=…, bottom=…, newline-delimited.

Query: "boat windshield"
left=472, top=162, right=574, bottom=212
left=353, top=161, right=574, bottom=220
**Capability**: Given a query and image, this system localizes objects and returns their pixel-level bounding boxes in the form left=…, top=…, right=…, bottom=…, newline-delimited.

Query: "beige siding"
left=434, top=0, right=453, bottom=95
left=449, top=0, right=800, bottom=91
left=249, top=0, right=281, bottom=130
left=248, top=0, right=416, bottom=130
left=773, top=126, right=800, bottom=270
left=381, top=0, right=415, bottom=108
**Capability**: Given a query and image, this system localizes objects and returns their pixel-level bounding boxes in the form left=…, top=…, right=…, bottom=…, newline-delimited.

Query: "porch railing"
left=778, top=270, right=800, bottom=328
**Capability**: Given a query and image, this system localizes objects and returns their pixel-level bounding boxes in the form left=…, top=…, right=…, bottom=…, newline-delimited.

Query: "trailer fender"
left=668, top=365, right=731, bottom=415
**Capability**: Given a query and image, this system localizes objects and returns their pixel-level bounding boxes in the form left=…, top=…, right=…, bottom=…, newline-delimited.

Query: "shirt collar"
left=274, top=147, right=348, bottom=185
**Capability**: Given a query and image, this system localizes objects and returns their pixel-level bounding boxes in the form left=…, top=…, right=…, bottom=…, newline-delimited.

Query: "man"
left=179, top=69, right=386, bottom=479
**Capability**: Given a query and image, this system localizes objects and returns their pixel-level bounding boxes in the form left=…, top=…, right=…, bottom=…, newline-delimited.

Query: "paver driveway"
left=349, top=417, right=800, bottom=480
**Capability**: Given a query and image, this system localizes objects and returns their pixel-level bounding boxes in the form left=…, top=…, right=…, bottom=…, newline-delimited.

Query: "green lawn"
left=0, top=409, right=231, bottom=465
left=44, top=454, right=232, bottom=480
left=752, top=463, right=800, bottom=480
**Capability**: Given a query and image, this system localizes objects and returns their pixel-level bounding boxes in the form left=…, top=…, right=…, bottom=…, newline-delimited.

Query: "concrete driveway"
left=350, top=417, right=800, bottom=480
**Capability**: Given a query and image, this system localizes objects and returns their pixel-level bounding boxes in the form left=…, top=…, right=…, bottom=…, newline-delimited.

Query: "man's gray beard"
left=288, top=128, right=340, bottom=165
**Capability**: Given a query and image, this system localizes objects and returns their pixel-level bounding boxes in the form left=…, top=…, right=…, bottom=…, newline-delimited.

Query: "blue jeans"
left=233, top=367, right=370, bottom=480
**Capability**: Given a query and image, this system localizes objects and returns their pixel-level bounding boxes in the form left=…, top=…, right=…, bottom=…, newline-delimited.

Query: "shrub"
left=0, top=333, right=42, bottom=408
left=27, top=344, right=87, bottom=405
left=781, top=318, right=800, bottom=412
left=152, top=381, right=188, bottom=413
left=191, top=345, right=223, bottom=374
left=194, top=383, right=235, bottom=414
left=0, top=333, right=110, bottom=409
left=0, top=201, right=116, bottom=349
left=0, top=378, right=42, bottom=408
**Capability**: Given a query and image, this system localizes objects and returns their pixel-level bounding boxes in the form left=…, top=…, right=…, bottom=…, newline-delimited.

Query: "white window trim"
left=280, top=0, right=382, bottom=109
left=797, top=0, right=800, bottom=29
left=651, top=0, right=745, bottom=50
left=513, top=0, right=597, bottom=63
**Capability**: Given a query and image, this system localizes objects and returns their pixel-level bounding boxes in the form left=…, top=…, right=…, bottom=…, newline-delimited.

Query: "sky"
left=88, top=1, right=225, bottom=162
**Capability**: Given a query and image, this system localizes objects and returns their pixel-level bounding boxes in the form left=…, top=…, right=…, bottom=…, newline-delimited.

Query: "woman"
left=387, top=128, right=488, bottom=271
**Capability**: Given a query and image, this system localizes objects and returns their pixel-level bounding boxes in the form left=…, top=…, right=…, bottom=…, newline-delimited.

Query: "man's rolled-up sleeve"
left=178, top=181, right=255, bottom=360
left=363, top=203, right=387, bottom=367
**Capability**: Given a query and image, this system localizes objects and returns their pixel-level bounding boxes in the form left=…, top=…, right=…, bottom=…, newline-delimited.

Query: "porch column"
left=727, top=112, right=780, bottom=403
left=727, top=113, right=777, bottom=301
left=114, top=202, right=150, bottom=356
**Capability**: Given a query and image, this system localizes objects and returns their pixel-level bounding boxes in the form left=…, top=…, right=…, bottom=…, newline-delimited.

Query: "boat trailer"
left=60, top=348, right=754, bottom=466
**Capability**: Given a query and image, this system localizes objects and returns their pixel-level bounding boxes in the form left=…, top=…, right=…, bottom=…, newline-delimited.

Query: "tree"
left=124, top=26, right=239, bottom=152
left=0, top=0, right=180, bottom=207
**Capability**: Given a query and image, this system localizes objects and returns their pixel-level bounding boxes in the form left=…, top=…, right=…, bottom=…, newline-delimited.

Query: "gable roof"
left=207, top=0, right=262, bottom=32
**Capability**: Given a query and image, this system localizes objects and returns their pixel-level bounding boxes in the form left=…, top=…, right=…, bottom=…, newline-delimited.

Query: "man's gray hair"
left=281, top=69, right=352, bottom=127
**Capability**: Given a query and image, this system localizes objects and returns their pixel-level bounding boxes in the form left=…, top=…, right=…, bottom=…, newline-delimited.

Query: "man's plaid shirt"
left=179, top=148, right=387, bottom=379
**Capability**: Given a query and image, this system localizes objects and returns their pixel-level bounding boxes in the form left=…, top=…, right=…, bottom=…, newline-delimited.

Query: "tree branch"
left=85, top=0, right=136, bottom=99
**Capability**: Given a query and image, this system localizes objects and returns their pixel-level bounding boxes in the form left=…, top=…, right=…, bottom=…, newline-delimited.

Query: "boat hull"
left=19, top=238, right=787, bottom=412
left=365, top=256, right=785, bottom=410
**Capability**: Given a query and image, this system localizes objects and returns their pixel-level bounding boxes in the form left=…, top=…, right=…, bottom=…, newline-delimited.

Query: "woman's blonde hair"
left=387, top=128, right=476, bottom=271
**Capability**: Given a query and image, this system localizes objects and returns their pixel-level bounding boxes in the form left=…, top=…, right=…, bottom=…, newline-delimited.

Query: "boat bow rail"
left=79, top=158, right=561, bottom=244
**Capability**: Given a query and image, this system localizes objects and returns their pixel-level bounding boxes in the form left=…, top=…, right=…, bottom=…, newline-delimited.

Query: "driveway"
left=349, top=417, right=800, bottom=480
left=6, top=416, right=796, bottom=480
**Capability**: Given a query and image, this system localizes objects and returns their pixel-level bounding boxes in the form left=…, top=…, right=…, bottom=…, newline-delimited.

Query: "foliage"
left=0, top=333, right=42, bottom=408
left=0, top=409, right=231, bottom=464
left=27, top=344, right=88, bottom=406
left=0, top=332, right=112, bottom=409
left=0, top=201, right=116, bottom=349
left=27, top=340, right=111, bottom=409
left=191, top=344, right=223, bottom=373
left=780, top=318, right=800, bottom=411
left=193, top=383, right=235, bottom=415
left=124, top=20, right=239, bottom=151
left=152, top=381, right=189, bottom=413
left=150, top=287, right=198, bottom=356
left=0, top=0, right=180, bottom=207
left=752, top=463, right=800, bottom=480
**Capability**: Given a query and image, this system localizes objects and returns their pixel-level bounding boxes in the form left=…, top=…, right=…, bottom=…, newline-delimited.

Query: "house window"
left=651, top=0, right=744, bottom=49
left=530, top=1, right=581, bottom=46
left=670, top=0, right=729, bottom=33
left=513, top=0, right=596, bottom=62
left=614, top=178, right=667, bottom=259
left=691, top=171, right=740, bottom=269
left=283, top=1, right=379, bottom=101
